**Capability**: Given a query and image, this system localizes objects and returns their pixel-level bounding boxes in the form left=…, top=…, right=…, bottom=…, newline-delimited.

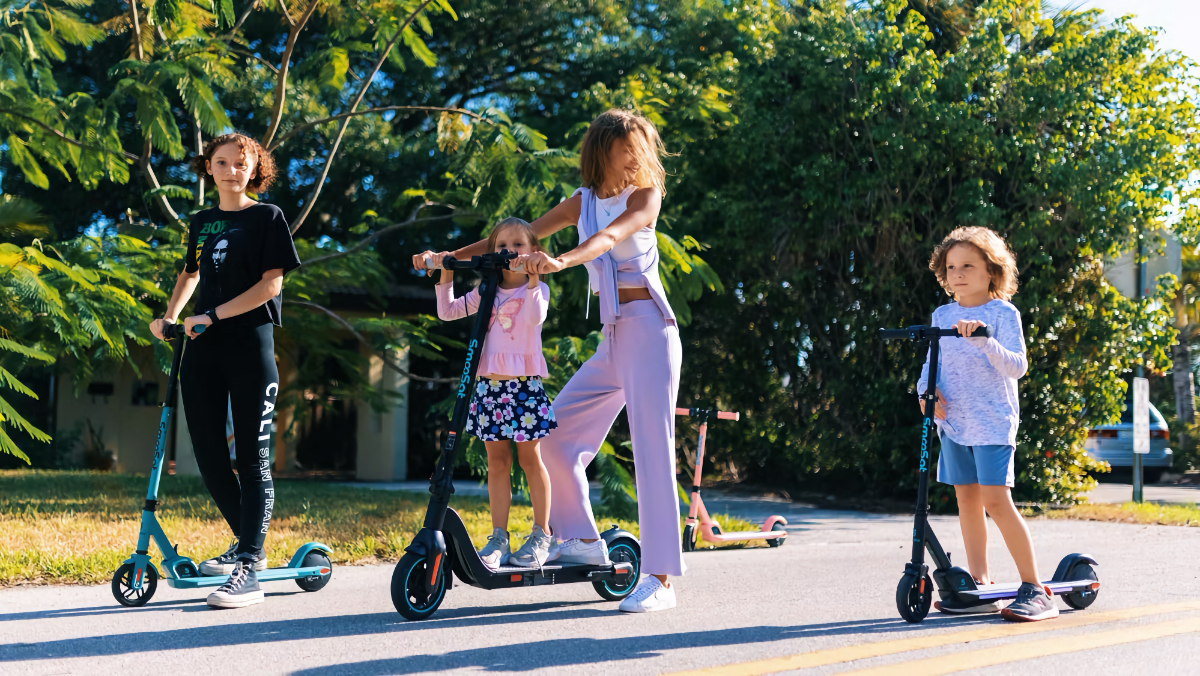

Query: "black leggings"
left=180, top=322, right=278, bottom=557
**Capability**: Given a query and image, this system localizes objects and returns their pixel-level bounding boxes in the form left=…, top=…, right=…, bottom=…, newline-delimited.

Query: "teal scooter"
left=111, top=322, right=334, bottom=607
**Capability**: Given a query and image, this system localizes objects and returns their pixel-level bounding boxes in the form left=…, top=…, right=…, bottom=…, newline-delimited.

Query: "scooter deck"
left=956, top=579, right=1098, bottom=601
left=442, top=508, right=636, bottom=591
left=701, top=530, right=788, bottom=543
left=165, top=565, right=330, bottom=589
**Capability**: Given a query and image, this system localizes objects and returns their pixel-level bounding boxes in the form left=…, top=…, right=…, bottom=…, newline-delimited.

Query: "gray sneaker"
left=509, top=525, right=553, bottom=568
left=199, top=538, right=268, bottom=576
left=1001, top=583, right=1060, bottom=622
left=478, top=528, right=510, bottom=569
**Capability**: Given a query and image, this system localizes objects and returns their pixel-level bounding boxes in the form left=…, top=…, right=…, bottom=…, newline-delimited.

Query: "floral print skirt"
left=465, top=376, right=558, bottom=442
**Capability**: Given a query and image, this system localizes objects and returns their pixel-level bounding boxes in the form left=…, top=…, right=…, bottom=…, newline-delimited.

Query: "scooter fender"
left=406, top=528, right=448, bottom=596
left=761, top=515, right=788, bottom=532
left=286, top=542, right=333, bottom=568
left=121, top=553, right=157, bottom=591
left=1050, top=553, right=1099, bottom=582
left=932, top=565, right=978, bottom=602
left=600, top=525, right=637, bottom=547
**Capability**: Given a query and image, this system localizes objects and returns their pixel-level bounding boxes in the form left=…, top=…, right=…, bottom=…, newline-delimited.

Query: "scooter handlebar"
left=161, top=323, right=204, bottom=340
left=878, top=325, right=992, bottom=341
left=422, top=252, right=523, bottom=273
left=674, top=407, right=740, bottom=421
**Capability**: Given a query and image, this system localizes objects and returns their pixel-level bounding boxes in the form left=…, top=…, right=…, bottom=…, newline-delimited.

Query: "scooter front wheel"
left=112, top=562, right=158, bottom=607
left=896, top=572, right=932, bottom=623
left=681, top=524, right=696, bottom=553
left=392, top=552, right=446, bottom=621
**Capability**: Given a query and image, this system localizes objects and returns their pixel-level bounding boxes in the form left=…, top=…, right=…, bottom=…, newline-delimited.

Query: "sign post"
left=1132, top=377, right=1150, bottom=503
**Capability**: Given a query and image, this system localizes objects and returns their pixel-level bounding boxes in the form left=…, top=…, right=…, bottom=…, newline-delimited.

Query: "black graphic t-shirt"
left=184, top=203, right=301, bottom=327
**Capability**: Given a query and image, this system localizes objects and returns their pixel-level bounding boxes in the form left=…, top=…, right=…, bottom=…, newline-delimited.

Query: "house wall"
left=57, top=337, right=409, bottom=481
left=355, top=346, right=411, bottom=481
left=55, top=345, right=172, bottom=474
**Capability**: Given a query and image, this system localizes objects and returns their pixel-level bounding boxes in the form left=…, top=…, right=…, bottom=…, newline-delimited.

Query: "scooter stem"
left=687, top=419, right=709, bottom=520
left=911, top=333, right=940, bottom=567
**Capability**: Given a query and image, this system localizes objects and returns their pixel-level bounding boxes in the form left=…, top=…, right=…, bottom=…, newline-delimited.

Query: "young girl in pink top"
left=431, top=217, right=557, bottom=569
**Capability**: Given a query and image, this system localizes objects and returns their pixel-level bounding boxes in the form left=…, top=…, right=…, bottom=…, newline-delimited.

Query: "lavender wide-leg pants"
left=543, top=300, right=685, bottom=576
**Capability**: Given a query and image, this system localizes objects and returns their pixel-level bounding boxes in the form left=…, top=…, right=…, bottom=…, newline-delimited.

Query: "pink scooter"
left=676, top=407, right=788, bottom=552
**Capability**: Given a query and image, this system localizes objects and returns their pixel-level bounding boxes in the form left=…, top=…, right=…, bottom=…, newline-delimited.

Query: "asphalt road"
left=3, top=498, right=1200, bottom=675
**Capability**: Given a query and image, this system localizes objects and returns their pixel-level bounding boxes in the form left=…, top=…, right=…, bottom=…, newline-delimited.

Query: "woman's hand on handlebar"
left=919, top=388, right=948, bottom=420
left=150, top=318, right=174, bottom=340
left=955, top=319, right=989, bottom=348
left=183, top=314, right=211, bottom=339
left=516, top=252, right=564, bottom=275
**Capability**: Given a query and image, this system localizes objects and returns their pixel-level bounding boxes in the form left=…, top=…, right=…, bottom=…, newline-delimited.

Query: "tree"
left=663, top=0, right=1196, bottom=502
left=0, top=0, right=726, bottom=471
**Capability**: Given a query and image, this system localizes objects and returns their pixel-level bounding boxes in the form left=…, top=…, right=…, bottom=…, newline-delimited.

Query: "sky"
left=1072, top=1, right=1200, bottom=62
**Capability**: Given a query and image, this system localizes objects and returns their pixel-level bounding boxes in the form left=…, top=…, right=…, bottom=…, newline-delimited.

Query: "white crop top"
left=591, top=185, right=657, bottom=290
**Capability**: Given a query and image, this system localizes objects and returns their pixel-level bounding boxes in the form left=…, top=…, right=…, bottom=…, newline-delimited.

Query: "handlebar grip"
left=878, top=328, right=912, bottom=340
left=422, top=256, right=436, bottom=270
left=161, top=323, right=204, bottom=340
left=966, top=326, right=992, bottom=338
left=674, top=408, right=690, bottom=416
left=716, top=411, right=740, bottom=421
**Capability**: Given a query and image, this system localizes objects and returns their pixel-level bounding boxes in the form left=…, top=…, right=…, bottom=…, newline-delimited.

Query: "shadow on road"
left=0, top=600, right=1001, bottom=667
left=0, top=590, right=310, bottom=623
left=283, top=616, right=996, bottom=675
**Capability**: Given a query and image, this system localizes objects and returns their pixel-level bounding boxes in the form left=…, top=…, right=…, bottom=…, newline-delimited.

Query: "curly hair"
left=928, top=226, right=1019, bottom=301
left=579, top=109, right=672, bottom=195
left=191, top=133, right=277, bottom=193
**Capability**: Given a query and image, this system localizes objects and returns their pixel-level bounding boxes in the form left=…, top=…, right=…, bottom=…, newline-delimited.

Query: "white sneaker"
left=478, top=528, right=510, bottom=569
left=618, top=576, right=677, bottom=613
left=548, top=538, right=610, bottom=565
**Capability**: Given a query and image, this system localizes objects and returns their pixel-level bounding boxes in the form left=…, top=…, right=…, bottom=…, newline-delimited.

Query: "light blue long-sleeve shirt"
left=916, top=299, right=1028, bottom=446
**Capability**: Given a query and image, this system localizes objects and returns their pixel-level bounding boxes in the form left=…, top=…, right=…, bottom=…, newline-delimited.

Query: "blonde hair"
left=486, top=217, right=544, bottom=255
left=579, top=109, right=670, bottom=195
left=928, top=226, right=1019, bottom=301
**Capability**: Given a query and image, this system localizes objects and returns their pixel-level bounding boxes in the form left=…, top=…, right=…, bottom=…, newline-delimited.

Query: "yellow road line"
left=670, top=600, right=1200, bottom=676
left=841, top=616, right=1200, bottom=675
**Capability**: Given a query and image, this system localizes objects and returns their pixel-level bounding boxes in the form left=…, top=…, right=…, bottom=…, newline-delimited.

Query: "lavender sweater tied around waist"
left=916, top=299, right=1028, bottom=447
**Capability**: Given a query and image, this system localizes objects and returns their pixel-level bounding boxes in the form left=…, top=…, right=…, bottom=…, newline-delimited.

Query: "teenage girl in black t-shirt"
left=149, top=133, right=300, bottom=610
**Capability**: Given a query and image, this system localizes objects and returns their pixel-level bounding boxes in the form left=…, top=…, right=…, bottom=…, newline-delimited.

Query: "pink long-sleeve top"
left=436, top=280, right=550, bottom=378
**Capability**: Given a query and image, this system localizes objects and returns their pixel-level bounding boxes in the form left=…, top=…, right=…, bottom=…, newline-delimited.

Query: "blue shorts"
left=937, top=434, right=1015, bottom=487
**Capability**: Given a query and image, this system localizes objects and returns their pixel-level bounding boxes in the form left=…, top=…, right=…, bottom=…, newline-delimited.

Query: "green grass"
left=0, top=470, right=761, bottom=586
left=1029, top=501, right=1200, bottom=527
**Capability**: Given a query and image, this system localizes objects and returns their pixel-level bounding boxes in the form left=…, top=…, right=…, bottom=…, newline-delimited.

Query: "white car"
left=1084, top=401, right=1172, bottom=484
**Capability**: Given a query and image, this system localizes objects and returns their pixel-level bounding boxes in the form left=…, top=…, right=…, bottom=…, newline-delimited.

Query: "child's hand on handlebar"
left=183, top=314, right=211, bottom=339
left=149, top=318, right=174, bottom=340
left=919, top=388, right=948, bottom=419
left=412, top=250, right=449, bottom=272
left=954, top=319, right=989, bottom=348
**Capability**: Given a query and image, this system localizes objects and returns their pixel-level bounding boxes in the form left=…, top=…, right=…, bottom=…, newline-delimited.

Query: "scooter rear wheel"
left=896, top=572, right=933, bottom=623
left=681, top=524, right=696, bottom=553
left=392, top=552, right=446, bottom=621
left=766, top=521, right=786, bottom=548
left=594, top=538, right=641, bottom=601
left=112, top=562, right=158, bottom=607
left=295, top=551, right=333, bottom=592
left=1061, top=563, right=1099, bottom=610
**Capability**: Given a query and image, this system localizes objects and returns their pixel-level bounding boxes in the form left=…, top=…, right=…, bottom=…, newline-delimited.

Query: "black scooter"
left=880, top=324, right=1100, bottom=623
left=391, top=251, right=640, bottom=621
